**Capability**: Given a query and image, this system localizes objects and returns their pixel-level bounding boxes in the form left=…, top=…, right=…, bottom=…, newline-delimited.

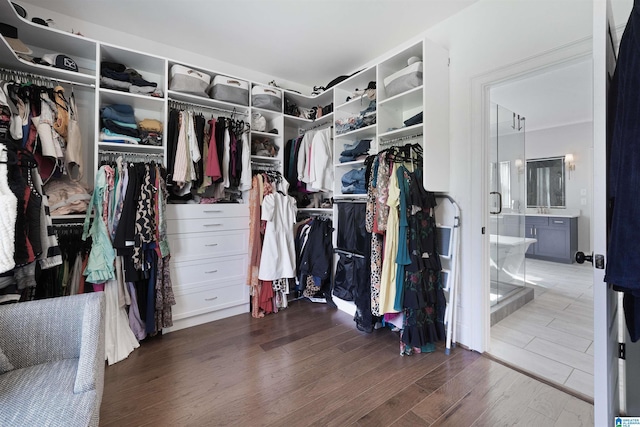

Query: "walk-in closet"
left=0, top=0, right=628, bottom=425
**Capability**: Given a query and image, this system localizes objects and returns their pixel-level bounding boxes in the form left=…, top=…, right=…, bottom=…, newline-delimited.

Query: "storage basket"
left=383, top=61, right=423, bottom=98
left=169, top=64, right=211, bottom=96
left=208, top=75, right=249, bottom=105
left=252, top=85, right=282, bottom=111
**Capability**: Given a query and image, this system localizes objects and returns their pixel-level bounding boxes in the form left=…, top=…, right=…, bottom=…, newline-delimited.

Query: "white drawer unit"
left=166, top=216, right=249, bottom=235
left=166, top=204, right=248, bottom=220
left=164, top=204, right=250, bottom=333
left=170, top=255, right=246, bottom=287
left=170, top=282, right=248, bottom=321
left=167, top=229, right=249, bottom=261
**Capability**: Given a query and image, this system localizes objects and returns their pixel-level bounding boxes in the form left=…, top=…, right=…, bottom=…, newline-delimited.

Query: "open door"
left=592, top=0, right=620, bottom=424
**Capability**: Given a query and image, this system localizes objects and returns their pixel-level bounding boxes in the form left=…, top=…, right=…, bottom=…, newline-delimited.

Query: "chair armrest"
left=74, top=292, right=106, bottom=394
left=0, top=293, right=102, bottom=370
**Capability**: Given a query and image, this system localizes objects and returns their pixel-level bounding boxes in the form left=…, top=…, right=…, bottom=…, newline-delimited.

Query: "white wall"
left=421, top=0, right=595, bottom=351
left=13, top=1, right=310, bottom=94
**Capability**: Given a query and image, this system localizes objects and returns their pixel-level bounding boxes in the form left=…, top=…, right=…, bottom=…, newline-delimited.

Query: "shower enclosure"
left=489, top=103, right=529, bottom=308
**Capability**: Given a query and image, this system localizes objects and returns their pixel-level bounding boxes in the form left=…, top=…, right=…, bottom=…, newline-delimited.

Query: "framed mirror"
left=526, top=156, right=566, bottom=208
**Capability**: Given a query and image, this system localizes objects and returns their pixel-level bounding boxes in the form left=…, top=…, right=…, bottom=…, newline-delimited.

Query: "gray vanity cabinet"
left=525, top=216, right=578, bottom=263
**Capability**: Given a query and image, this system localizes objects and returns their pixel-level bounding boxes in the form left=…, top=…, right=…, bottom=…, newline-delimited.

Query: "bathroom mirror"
left=526, top=156, right=566, bottom=208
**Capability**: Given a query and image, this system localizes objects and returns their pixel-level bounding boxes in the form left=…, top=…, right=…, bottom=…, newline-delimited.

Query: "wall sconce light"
left=515, top=158, right=524, bottom=174
left=565, top=153, right=575, bottom=178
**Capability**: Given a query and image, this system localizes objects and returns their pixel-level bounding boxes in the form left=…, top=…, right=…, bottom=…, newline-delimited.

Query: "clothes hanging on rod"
left=295, top=215, right=334, bottom=303
left=361, top=144, right=445, bottom=354
left=82, top=158, right=174, bottom=364
left=247, top=171, right=296, bottom=317
left=167, top=105, right=250, bottom=203
left=284, top=126, right=333, bottom=208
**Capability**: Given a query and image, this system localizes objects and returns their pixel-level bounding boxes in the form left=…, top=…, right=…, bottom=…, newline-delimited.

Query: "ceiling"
left=18, top=0, right=478, bottom=89
left=490, top=56, right=593, bottom=132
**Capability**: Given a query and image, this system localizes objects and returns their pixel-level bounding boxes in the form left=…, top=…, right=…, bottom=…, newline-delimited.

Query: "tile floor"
left=489, top=258, right=594, bottom=398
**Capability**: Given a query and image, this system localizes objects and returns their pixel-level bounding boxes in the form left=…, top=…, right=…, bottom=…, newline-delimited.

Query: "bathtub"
left=490, top=234, right=537, bottom=282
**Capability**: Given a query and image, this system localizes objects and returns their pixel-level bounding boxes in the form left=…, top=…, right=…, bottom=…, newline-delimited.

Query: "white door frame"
left=469, top=37, right=592, bottom=352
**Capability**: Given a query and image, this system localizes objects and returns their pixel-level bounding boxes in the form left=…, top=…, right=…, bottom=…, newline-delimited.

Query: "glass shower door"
left=489, top=103, right=526, bottom=306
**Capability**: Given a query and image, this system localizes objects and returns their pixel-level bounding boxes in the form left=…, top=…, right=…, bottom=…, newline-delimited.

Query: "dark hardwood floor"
left=100, top=300, right=593, bottom=426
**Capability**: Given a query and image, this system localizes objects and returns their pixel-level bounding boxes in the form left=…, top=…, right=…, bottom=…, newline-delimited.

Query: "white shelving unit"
left=0, top=0, right=451, bottom=333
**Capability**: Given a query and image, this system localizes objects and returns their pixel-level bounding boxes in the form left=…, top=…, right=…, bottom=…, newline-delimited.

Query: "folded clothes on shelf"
left=341, top=168, right=367, bottom=194
left=339, top=139, right=371, bottom=163
left=335, top=100, right=376, bottom=135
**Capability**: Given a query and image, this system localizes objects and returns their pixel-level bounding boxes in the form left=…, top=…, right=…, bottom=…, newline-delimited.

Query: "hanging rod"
left=305, top=122, right=333, bottom=132
left=334, top=248, right=365, bottom=259
left=0, top=67, right=96, bottom=89
left=168, top=98, right=249, bottom=116
left=98, top=149, right=164, bottom=164
left=379, top=132, right=423, bottom=145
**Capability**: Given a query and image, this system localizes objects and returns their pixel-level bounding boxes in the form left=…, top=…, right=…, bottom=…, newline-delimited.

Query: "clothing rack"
left=0, top=67, right=96, bottom=89
left=98, top=149, right=164, bottom=164
left=379, top=132, right=423, bottom=146
left=333, top=196, right=367, bottom=203
left=168, top=98, right=249, bottom=117
left=251, top=160, right=280, bottom=171
left=334, top=248, right=365, bottom=259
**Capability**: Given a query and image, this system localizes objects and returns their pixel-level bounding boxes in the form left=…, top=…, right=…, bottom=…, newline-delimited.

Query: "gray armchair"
left=0, top=292, right=106, bottom=427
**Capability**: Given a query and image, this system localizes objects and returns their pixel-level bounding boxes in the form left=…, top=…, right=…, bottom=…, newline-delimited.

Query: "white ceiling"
left=490, top=58, right=593, bottom=132
left=18, top=0, right=478, bottom=88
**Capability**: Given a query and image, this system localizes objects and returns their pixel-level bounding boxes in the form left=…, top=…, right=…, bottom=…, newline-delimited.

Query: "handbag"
left=251, top=112, right=266, bottom=132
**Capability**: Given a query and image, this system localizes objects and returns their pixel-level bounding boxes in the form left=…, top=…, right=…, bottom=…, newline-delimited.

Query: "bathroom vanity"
left=525, top=214, right=578, bottom=264
left=491, top=213, right=579, bottom=264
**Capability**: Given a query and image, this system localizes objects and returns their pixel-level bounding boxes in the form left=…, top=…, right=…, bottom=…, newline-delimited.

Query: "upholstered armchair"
left=0, top=292, right=106, bottom=426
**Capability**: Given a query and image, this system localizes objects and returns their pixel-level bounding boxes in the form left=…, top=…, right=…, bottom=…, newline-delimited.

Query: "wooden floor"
left=101, top=300, right=593, bottom=426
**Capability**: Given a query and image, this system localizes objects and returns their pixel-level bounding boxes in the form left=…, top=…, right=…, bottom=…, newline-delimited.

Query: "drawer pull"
left=203, top=223, right=222, bottom=227
left=204, top=210, right=222, bottom=213
left=205, top=270, right=218, bottom=274
left=553, top=220, right=564, bottom=224
left=204, top=296, right=218, bottom=301
left=205, top=243, right=218, bottom=247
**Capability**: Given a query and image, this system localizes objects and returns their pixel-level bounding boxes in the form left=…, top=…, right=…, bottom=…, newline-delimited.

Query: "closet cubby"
left=377, top=41, right=423, bottom=102
left=0, top=0, right=97, bottom=83
left=378, top=85, right=423, bottom=140
left=99, top=43, right=166, bottom=94
left=333, top=66, right=376, bottom=108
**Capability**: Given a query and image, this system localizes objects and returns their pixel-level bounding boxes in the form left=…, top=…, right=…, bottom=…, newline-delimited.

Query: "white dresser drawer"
left=166, top=216, right=248, bottom=235
left=171, top=255, right=246, bottom=287
left=172, top=282, right=248, bottom=320
left=166, top=203, right=248, bottom=220
left=168, top=229, right=249, bottom=261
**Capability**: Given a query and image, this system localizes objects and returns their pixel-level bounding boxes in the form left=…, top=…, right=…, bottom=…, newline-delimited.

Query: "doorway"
left=486, top=59, right=594, bottom=399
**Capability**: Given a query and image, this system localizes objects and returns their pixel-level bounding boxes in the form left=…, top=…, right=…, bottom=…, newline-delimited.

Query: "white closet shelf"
left=250, top=155, right=280, bottom=162
left=336, top=95, right=376, bottom=112
left=298, top=208, right=333, bottom=213
left=378, top=124, right=423, bottom=142
left=333, top=194, right=367, bottom=200
left=167, top=90, right=250, bottom=115
left=97, top=142, right=164, bottom=152
left=0, top=0, right=97, bottom=60
left=251, top=131, right=280, bottom=139
left=283, top=88, right=333, bottom=108
left=334, top=159, right=366, bottom=167
left=284, top=112, right=333, bottom=128
left=0, top=40, right=97, bottom=85
left=251, top=106, right=282, bottom=116
left=100, top=43, right=166, bottom=80
left=334, top=124, right=377, bottom=140
left=100, top=88, right=164, bottom=109
left=378, top=85, right=423, bottom=110
left=333, top=66, right=376, bottom=94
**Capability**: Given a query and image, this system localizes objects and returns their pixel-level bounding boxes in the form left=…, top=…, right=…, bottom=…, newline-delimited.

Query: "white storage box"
left=252, top=85, right=282, bottom=112
left=208, top=75, right=249, bottom=105
left=383, top=61, right=423, bottom=98
left=169, top=64, right=211, bottom=96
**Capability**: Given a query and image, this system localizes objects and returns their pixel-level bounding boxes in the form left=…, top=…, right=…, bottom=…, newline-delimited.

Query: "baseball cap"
left=0, top=23, right=32, bottom=55
left=40, top=53, right=78, bottom=72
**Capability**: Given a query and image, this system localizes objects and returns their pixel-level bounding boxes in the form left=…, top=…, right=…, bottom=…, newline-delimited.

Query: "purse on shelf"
left=251, top=112, right=267, bottom=132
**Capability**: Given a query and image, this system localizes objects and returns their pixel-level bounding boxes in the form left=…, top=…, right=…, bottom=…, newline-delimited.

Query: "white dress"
left=258, top=193, right=297, bottom=280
